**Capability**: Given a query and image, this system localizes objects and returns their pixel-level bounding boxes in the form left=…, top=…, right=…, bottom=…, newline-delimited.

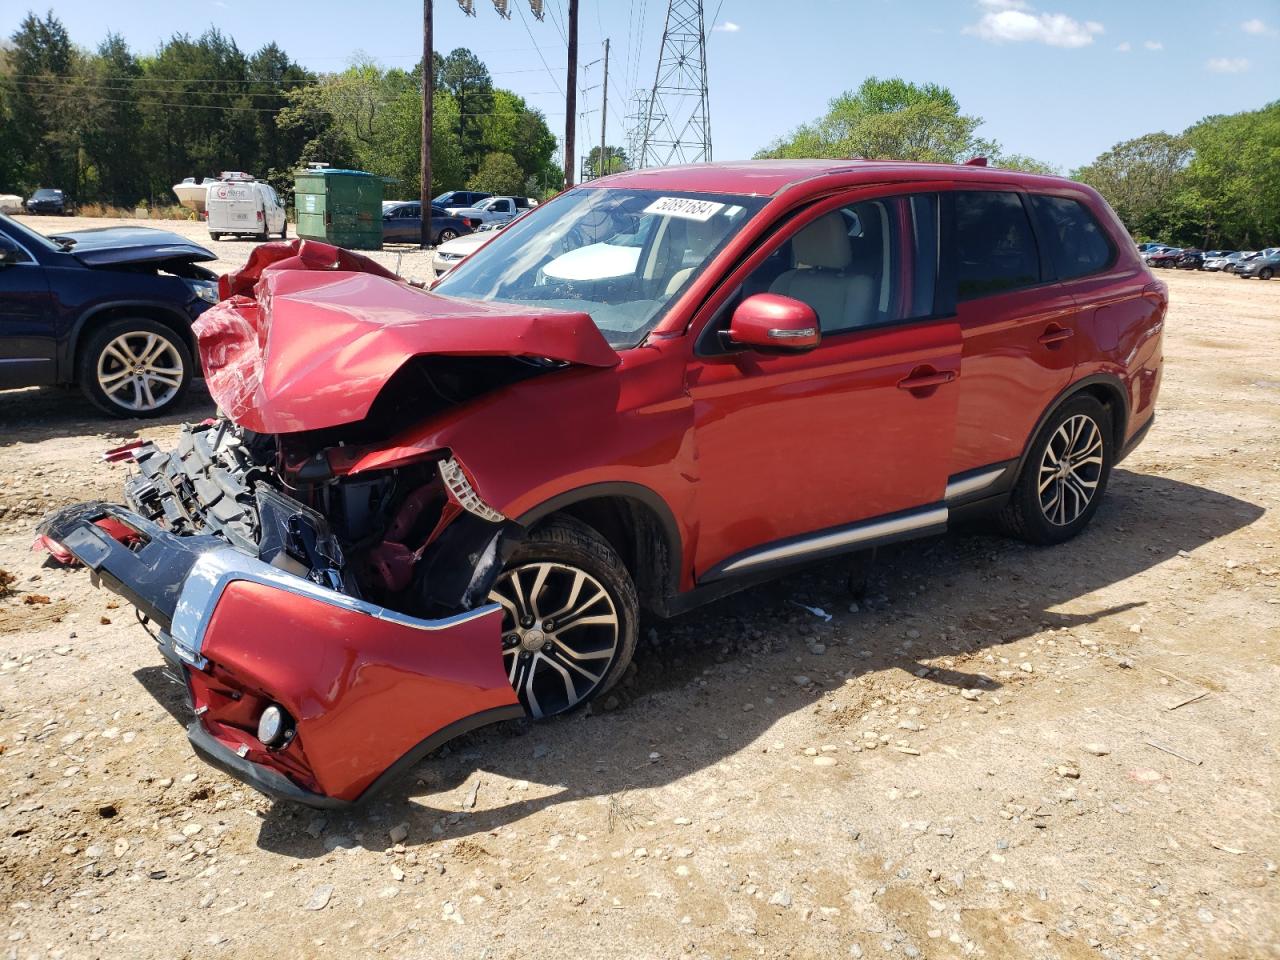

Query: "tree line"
left=0, top=11, right=563, bottom=208
left=4, top=13, right=1275, bottom=247
left=759, top=77, right=1280, bottom=250
left=1072, top=103, right=1280, bottom=250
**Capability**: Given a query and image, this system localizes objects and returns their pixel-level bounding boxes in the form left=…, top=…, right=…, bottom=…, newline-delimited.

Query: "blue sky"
left=7, top=0, right=1279, bottom=172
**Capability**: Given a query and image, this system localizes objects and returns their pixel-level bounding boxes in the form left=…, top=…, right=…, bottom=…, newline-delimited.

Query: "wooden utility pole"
left=420, top=0, right=434, bottom=248
left=599, top=37, right=609, bottom=178
left=563, top=0, right=578, bottom=188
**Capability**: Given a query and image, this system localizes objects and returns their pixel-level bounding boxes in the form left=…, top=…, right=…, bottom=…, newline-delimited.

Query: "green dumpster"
left=293, top=168, right=383, bottom=250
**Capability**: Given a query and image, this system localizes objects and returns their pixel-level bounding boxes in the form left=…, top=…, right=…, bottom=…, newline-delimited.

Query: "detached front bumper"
left=38, top=503, right=522, bottom=807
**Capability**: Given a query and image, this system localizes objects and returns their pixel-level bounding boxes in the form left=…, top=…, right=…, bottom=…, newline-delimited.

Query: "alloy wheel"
left=488, top=561, right=620, bottom=718
left=1037, top=414, right=1104, bottom=527
left=95, top=331, right=185, bottom=413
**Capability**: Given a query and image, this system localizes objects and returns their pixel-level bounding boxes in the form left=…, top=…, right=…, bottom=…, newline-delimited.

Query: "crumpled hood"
left=195, top=238, right=619, bottom=434
left=52, top=226, right=217, bottom=267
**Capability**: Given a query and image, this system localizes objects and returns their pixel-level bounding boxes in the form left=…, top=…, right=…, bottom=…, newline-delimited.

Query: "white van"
left=206, top=179, right=287, bottom=241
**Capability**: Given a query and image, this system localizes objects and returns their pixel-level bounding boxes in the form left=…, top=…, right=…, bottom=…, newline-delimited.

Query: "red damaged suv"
left=39, top=160, right=1165, bottom=807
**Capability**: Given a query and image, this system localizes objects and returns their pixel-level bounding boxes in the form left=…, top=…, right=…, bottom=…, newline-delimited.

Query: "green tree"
left=4, top=11, right=76, bottom=191
left=757, top=77, right=998, bottom=163
left=139, top=29, right=257, bottom=198
left=1072, top=132, right=1191, bottom=240
left=468, top=151, right=524, bottom=195
left=991, top=154, right=1060, bottom=176
left=81, top=33, right=145, bottom=203
left=438, top=47, right=493, bottom=175
left=585, top=145, right=629, bottom=179
left=480, top=89, right=557, bottom=184
left=1177, top=103, right=1280, bottom=248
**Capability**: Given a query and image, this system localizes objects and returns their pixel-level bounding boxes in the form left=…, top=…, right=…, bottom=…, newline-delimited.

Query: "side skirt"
left=687, top=460, right=1017, bottom=594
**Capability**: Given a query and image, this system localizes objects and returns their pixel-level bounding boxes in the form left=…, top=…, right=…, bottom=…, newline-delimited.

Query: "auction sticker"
left=644, top=196, right=725, bottom=222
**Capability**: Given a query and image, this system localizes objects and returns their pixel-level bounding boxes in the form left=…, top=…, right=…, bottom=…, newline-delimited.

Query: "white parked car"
left=1204, top=251, right=1240, bottom=272
left=431, top=230, right=494, bottom=277
left=206, top=179, right=287, bottom=241
left=442, top=196, right=531, bottom=225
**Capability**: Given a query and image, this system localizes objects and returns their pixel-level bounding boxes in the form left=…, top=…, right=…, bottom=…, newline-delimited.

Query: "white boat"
left=172, top=177, right=219, bottom=213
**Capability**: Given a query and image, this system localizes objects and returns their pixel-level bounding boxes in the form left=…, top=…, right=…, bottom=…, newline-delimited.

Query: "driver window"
left=739, top=194, right=938, bottom=335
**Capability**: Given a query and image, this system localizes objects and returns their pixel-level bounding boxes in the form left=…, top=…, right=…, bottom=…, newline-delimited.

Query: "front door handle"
left=1038, top=325, right=1074, bottom=347
left=897, top=367, right=956, bottom=392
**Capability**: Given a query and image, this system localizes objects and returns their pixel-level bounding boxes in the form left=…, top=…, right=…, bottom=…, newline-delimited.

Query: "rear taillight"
left=256, top=211, right=263, bottom=222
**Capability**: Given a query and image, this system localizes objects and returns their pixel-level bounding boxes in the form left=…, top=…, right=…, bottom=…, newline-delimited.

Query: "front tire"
left=1000, top=395, right=1113, bottom=545
left=1261, top=267, right=1274, bottom=280
left=437, top=228, right=458, bottom=245
left=78, top=317, right=192, bottom=418
left=488, top=517, right=638, bottom=719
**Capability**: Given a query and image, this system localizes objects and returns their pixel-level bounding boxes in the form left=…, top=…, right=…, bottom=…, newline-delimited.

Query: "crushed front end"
left=38, top=423, right=524, bottom=807
left=35, top=240, right=621, bottom=806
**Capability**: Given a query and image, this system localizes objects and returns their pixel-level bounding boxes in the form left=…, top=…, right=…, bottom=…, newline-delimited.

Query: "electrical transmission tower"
left=638, top=0, right=711, bottom=168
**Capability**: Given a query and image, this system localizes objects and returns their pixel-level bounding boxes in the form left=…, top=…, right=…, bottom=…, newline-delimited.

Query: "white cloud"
left=712, top=20, right=740, bottom=33
left=1143, top=39, right=1163, bottom=51
left=1241, top=18, right=1274, bottom=35
left=1115, top=41, right=1131, bottom=52
left=964, top=4, right=1104, bottom=48
left=1206, top=56, right=1251, bottom=73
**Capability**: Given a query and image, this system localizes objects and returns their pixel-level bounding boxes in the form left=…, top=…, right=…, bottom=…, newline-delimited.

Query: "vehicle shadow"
left=0, top=384, right=216, bottom=449
left=131, top=468, right=1262, bottom=858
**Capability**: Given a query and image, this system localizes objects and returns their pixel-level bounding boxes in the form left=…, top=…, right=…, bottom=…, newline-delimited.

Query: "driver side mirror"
left=727, top=293, right=821, bottom=352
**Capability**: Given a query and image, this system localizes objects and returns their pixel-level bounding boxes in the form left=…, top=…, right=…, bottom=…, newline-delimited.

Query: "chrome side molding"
left=713, top=506, right=949, bottom=578
left=945, top=466, right=1008, bottom=501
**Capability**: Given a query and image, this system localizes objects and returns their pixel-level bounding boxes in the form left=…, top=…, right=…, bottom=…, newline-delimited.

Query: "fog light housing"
left=257, top=704, right=288, bottom=747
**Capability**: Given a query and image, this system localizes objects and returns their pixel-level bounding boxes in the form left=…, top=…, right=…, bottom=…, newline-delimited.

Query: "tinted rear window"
left=953, top=191, right=1041, bottom=300
left=1030, top=195, right=1115, bottom=280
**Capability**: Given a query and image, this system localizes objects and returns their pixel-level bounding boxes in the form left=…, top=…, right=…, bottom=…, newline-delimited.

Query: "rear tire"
left=488, top=516, right=638, bottom=719
left=1261, top=267, right=1274, bottom=280
left=78, top=317, right=192, bottom=418
left=1000, top=395, right=1113, bottom=546
left=437, top=228, right=458, bottom=244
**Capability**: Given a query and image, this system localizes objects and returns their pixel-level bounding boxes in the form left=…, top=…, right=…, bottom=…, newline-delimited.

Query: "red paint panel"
left=197, top=581, right=516, bottom=802
left=950, top=283, right=1079, bottom=474
left=687, top=320, right=961, bottom=574
left=195, top=265, right=618, bottom=434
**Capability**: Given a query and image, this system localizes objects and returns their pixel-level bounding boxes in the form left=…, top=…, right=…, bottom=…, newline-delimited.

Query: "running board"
left=699, top=461, right=1016, bottom=585
left=701, top=505, right=949, bottom=583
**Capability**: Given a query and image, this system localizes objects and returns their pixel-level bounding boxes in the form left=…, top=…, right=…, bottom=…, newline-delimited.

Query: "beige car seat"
left=770, top=212, right=877, bottom=332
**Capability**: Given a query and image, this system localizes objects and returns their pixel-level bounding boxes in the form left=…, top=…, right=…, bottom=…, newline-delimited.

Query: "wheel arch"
left=1013, top=373, right=1129, bottom=484
left=516, top=483, right=683, bottom=615
left=68, top=302, right=199, bottom=381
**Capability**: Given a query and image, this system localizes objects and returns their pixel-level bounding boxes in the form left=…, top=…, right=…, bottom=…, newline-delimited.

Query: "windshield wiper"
left=49, top=235, right=77, bottom=250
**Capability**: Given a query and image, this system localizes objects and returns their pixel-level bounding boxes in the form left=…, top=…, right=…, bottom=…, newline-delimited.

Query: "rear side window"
left=953, top=191, right=1041, bottom=300
left=1030, top=195, right=1115, bottom=280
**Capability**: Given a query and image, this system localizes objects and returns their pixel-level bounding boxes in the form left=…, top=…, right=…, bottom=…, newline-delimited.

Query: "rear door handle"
left=1038, top=326, right=1074, bottom=347
left=897, top=368, right=956, bottom=391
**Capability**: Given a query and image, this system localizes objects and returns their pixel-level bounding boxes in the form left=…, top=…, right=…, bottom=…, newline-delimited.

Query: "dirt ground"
left=0, top=250, right=1277, bottom=960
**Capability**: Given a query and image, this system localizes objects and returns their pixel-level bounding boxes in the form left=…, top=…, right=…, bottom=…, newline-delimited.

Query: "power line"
left=515, top=1, right=564, bottom=98
left=6, top=80, right=565, bottom=117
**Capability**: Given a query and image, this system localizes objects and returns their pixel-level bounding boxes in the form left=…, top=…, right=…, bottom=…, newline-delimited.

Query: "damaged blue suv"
left=0, top=213, right=218, bottom=417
